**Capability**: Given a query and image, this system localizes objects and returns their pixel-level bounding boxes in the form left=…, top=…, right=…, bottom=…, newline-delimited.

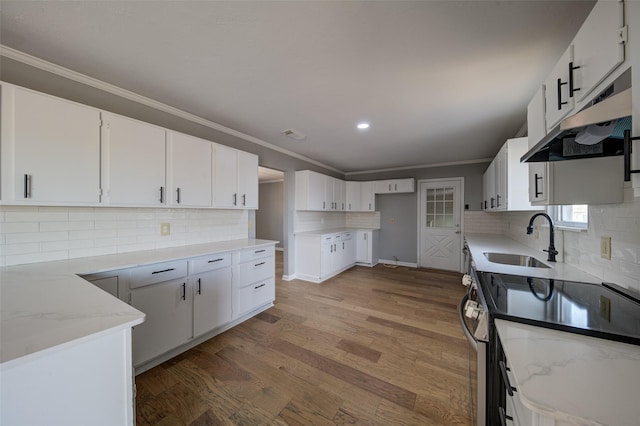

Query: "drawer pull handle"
left=255, top=249, right=266, bottom=254
left=499, top=361, right=516, bottom=396
left=151, top=268, right=176, bottom=275
left=24, top=174, right=32, bottom=199
left=207, top=258, right=224, bottom=263
left=197, top=278, right=202, bottom=295
left=254, top=283, right=266, bottom=290
left=181, top=283, right=186, bottom=300
left=255, top=261, right=266, bottom=267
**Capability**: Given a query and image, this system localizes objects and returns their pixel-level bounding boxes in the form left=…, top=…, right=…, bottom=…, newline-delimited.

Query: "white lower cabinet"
left=130, top=277, right=191, bottom=366
left=115, top=244, right=274, bottom=370
left=355, top=230, right=378, bottom=266
left=296, top=230, right=368, bottom=283
left=235, top=247, right=276, bottom=319
left=192, top=268, right=232, bottom=337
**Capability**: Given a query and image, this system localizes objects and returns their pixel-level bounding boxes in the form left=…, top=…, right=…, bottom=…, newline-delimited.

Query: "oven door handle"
left=458, top=293, right=478, bottom=352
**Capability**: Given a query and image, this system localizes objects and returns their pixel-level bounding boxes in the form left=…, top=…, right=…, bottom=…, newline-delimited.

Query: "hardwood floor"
left=135, top=252, right=472, bottom=425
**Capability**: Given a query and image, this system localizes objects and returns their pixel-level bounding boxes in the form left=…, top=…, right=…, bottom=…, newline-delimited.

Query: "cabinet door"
left=527, top=85, right=546, bottom=149
left=572, top=0, right=625, bottom=102
left=321, top=238, right=334, bottom=278
left=340, top=235, right=356, bottom=269
left=5, top=86, right=101, bottom=204
left=324, top=176, right=335, bottom=210
left=168, top=132, right=212, bottom=207
left=545, top=46, right=574, bottom=131
left=484, top=160, right=497, bottom=210
left=528, top=163, right=550, bottom=204
left=356, top=231, right=371, bottom=263
left=193, top=268, right=232, bottom=337
left=130, top=278, right=191, bottom=366
left=394, top=179, right=415, bottom=193
left=360, top=181, right=375, bottom=211
left=237, top=151, right=258, bottom=209
left=213, top=144, right=239, bottom=208
left=494, top=146, right=507, bottom=211
left=345, top=181, right=361, bottom=211
left=334, top=179, right=346, bottom=211
left=104, top=113, right=166, bottom=206
left=374, top=180, right=391, bottom=194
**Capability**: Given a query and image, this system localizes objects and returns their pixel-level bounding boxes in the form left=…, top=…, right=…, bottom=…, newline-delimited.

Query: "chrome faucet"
left=526, top=213, right=558, bottom=262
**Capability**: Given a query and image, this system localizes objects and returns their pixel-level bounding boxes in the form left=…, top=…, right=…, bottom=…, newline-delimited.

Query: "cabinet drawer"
left=239, top=246, right=274, bottom=263
left=236, top=278, right=275, bottom=317
left=238, top=255, right=275, bottom=287
left=191, top=253, right=232, bottom=275
left=130, top=260, right=188, bottom=289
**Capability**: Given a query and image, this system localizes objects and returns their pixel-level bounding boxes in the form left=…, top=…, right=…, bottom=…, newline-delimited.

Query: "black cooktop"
left=478, top=272, right=640, bottom=346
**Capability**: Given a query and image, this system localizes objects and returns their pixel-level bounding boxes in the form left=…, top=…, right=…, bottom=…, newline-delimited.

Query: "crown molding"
left=344, top=158, right=493, bottom=176
left=0, top=45, right=343, bottom=174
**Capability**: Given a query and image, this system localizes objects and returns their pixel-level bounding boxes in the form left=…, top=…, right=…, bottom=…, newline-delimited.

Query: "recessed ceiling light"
left=357, top=122, right=370, bottom=130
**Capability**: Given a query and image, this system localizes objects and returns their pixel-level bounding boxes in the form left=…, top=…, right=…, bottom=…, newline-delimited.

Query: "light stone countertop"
left=465, top=233, right=600, bottom=283
left=295, top=227, right=378, bottom=236
left=1, top=239, right=277, bottom=368
left=495, top=319, right=640, bottom=425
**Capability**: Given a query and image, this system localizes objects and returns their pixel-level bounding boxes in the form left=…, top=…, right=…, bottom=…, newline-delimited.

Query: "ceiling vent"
left=282, top=128, right=306, bottom=141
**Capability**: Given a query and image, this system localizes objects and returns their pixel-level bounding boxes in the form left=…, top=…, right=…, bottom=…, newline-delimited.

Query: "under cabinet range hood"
left=522, top=71, right=632, bottom=163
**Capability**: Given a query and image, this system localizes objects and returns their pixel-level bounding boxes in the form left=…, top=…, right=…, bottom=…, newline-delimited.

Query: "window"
left=547, top=204, right=588, bottom=229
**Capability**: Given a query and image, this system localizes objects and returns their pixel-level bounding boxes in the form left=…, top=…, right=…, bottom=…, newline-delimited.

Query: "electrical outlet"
left=389, top=217, right=396, bottom=224
left=160, top=223, right=170, bottom=236
left=601, top=236, right=611, bottom=260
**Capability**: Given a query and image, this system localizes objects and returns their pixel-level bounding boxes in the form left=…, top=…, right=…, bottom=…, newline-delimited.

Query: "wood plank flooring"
left=135, top=252, right=472, bottom=425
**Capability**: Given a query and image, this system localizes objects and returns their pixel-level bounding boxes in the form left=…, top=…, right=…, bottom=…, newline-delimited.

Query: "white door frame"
left=416, top=177, right=465, bottom=272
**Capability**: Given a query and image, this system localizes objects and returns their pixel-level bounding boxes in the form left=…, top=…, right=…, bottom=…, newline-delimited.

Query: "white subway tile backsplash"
left=0, top=206, right=249, bottom=266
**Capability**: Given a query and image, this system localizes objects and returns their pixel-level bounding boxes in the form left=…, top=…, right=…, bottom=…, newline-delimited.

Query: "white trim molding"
left=0, top=45, right=342, bottom=174
left=345, top=158, right=492, bottom=177
left=378, top=259, right=418, bottom=268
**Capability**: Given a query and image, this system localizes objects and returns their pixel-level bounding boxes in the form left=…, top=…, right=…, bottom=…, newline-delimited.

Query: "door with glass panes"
left=418, top=179, right=463, bottom=272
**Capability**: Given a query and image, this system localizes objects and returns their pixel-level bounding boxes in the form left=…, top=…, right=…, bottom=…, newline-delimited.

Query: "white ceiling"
left=0, top=1, right=595, bottom=174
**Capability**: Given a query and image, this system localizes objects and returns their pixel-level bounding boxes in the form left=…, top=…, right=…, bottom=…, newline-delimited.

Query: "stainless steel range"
left=459, top=265, right=640, bottom=425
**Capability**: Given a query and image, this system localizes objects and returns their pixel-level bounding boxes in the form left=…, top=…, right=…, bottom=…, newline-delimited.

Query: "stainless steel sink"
left=483, top=252, right=550, bottom=268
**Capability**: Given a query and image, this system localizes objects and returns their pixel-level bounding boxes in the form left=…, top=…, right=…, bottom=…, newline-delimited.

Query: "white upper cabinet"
left=213, top=144, right=258, bottom=209
left=345, top=181, right=361, bottom=211
left=374, top=178, right=415, bottom=194
left=213, top=143, right=238, bottom=208
left=1, top=85, right=101, bottom=204
left=571, top=0, right=625, bottom=103
left=527, top=85, right=546, bottom=149
left=295, top=170, right=327, bottom=211
left=103, top=113, right=166, bottom=206
left=333, top=178, right=346, bottom=211
left=545, top=45, right=575, bottom=131
left=485, top=138, right=541, bottom=212
left=237, top=150, right=259, bottom=209
left=167, top=132, right=212, bottom=207
left=360, top=181, right=375, bottom=211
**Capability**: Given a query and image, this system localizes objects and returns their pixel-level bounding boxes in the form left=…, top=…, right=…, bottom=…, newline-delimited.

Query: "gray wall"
left=256, top=182, right=284, bottom=248
left=349, top=162, right=489, bottom=263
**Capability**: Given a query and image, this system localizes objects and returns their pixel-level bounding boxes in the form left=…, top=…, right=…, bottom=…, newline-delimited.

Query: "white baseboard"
left=281, top=274, right=296, bottom=281
left=379, top=259, right=418, bottom=268
left=275, top=247, right=284, bottom=252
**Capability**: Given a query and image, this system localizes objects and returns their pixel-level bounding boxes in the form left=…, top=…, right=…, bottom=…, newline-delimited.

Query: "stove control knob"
left=462, top=274, right=473, bottom=287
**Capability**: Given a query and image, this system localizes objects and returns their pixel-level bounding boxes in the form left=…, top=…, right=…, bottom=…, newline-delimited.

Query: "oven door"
left=459, top=287, right=488, bottom=426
